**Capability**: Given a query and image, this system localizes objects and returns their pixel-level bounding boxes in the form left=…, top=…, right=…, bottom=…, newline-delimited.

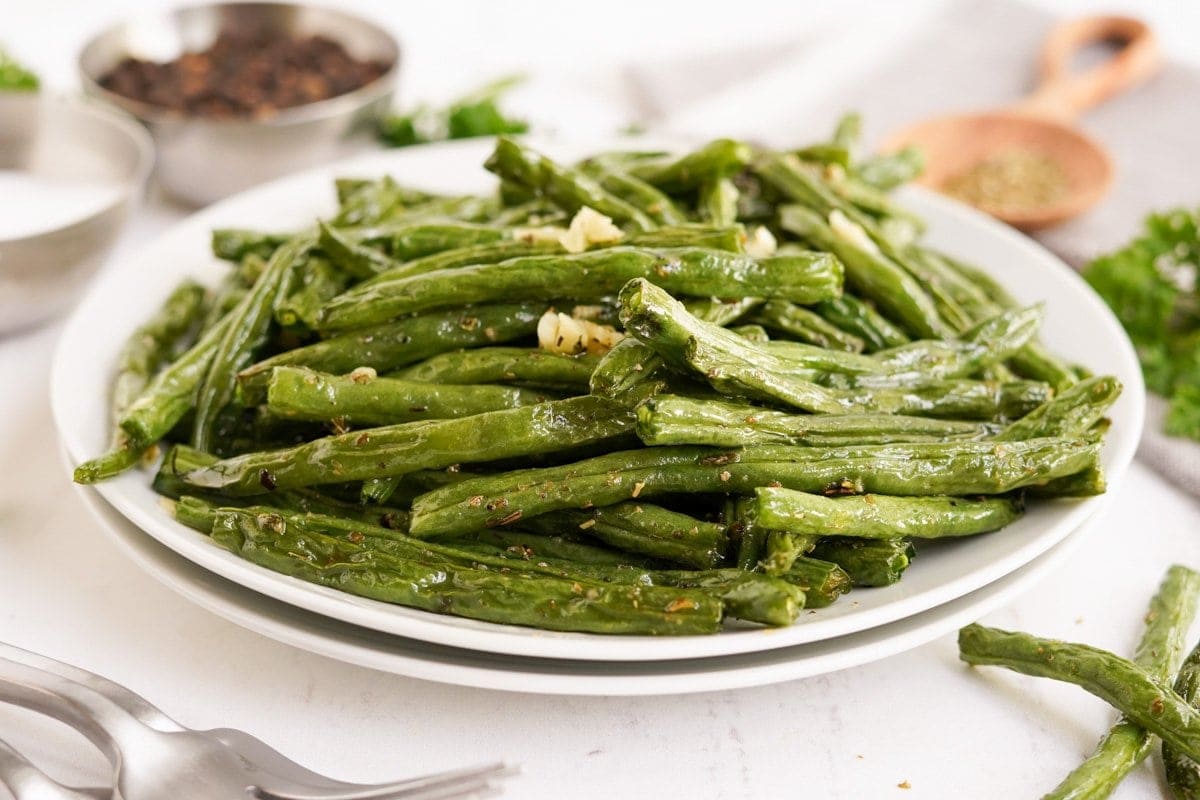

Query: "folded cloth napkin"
left=628, top=0, right=1200, bottom=493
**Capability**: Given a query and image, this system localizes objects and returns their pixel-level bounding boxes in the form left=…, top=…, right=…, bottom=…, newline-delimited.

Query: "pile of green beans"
left=74, top=116, right=1118, bottom=636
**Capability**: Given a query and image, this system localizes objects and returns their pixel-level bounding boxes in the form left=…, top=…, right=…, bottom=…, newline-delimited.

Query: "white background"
left=4, top=1, right=1200, bottom=797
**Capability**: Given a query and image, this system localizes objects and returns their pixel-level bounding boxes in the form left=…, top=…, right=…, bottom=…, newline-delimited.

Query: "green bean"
left=257, top=503, right=794, bottom=626
left=778, top=203, right=951, bottom=339
left=1045, top=565, right=1200, bottom=800
left=316, top=222, right=393, bottom=278
left=997, top=376, right=1122, bottom=442
left=113, top=282, right=206, bottom=399
left=588, top=337, right=667, bottom=399
left=831, top=379, right=1052, bottom=421
left=469, top=528, right=651, bottom=567
left=485, top=137, right=655, bottom=231
left=110, top=280, right=208, bottom=420
left=891, top=247, right=976, bottom=332
left=408, top=438, right=1098, bottom=538
left=578, top=163, right=689, bottom=226
left=537, top=502, right=728, bottom=569
left=163, top=451, right=411, bottom=531
left=731, top=497, right=767, bottom=571
left=361, top=239, right=562, bottom=286
left=320, top=246, right=842, bottom=330
left=237, top=303, right=544, bottom=403
left=729, top=324, right=770, bottom=343
left=199, top=274, right=248, bottom=334
left=905, top=248, right=1079, bottom=389
left=830, top=112, right=861, bottom=151
left=811, top=538, right=915, bottom=587
left=699, top=178, right=739, bottom=227
left=1166, top=639, right=1200, bottom=798
left=854, top=147, right=924, bottom=191
left=274, top=257, right=348, bottom=331
left=834, top=305, right=1043, bottom=388
left=206, top=505, right=722, bottom=635
left=935, top=250, right=1020, bottom=309
left=74, top=281, right=209, bottom=483
left=1027, top=465, right=1108, bottom=498
left=353, top=224, right=748, bottom=294
left=794, top=144, right=851, bottom=168
left=622, top=279, right=1047, bottom=418
left=193, top=235, right=313, bottom=452
left=360, top=476, right=401, bottom=505
left=958, top=624, right=1200, bottom=764
left=211, top=229, right=289, bottom=263
left=783, top=556, right=852, bottom=607
left=589, top=294, right=763, bottom=400
left=834, top=177, right=926, bottom=238
left=455, top=538, right=800, bottom=626
left=761, top=530, right=817, bottom=576
left=265, top=366, right=551, bottom=426
left=620, top=278, right=844, bottom=413
left=488, top=200, right=563, bottom=227
left=182, top=392, right=644, bottom=495
left=394, top=347, right=597, bottom=391
left=754, top=487, right=1023, bottom=539
left=750, top=300, right=866, bottom=352
left=628, top=139, right=752, bottom=193
left=812, top=295, right=910, bottom=352
left=629, top=225, right=747, bottom=253
left=323, top=220, right=515, bottom=278
left=333, top=175, right=433, bottom=226
left=114, top=309, right=237, bottom=450
left=636, top=395, right=996, bottom=448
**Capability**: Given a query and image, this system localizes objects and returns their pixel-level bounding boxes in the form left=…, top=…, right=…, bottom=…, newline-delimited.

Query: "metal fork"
left=0, top=644, right=511, bottom=800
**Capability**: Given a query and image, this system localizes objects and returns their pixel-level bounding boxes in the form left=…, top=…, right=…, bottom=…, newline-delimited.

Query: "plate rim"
left=52, top=136, right=1145, bottom=663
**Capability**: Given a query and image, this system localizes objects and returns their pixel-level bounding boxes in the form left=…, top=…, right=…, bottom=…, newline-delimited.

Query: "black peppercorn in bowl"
left=79, top=3, right=399, bottom=206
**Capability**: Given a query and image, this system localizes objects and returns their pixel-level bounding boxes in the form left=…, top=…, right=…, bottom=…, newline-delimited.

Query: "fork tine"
left=0, top=735, right=112, bottom=800
left=258, top=762, right=515, bottom=800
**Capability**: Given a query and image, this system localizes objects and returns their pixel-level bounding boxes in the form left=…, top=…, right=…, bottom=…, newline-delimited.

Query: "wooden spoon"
left=884, top=16, right=1160, bottom=230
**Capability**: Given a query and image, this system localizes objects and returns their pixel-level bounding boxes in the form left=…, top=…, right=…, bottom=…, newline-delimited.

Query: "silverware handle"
left=0, top=655, right=154, bottom=764
left=0, top=642, right=180, bottom=731
left=0, top=735, right=110, bottom=800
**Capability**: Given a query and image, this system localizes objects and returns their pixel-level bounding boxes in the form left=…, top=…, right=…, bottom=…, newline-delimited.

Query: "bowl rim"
left=76, top=0, right=401, bottom=128
left=0, top=92, right=155, bottom=246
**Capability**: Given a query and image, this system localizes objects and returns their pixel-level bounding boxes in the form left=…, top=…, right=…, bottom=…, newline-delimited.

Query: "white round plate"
left=79, top=482, right=1099, bottom=695
left=53, top=137, right=1143, bottom=663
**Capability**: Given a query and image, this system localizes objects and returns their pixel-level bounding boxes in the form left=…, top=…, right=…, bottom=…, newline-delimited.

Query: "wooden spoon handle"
left=1012, top=16, right=1160, bottom=123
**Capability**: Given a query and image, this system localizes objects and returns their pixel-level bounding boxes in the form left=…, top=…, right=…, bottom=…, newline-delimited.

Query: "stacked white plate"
left=52, top=139, right=1144, bottom=696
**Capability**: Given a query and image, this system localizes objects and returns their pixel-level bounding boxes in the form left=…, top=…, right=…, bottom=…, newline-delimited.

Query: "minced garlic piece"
left=829, top=209, right=879, bottom=254
left=559, top=206, right=624, bottom=254
left=537, top=309, right=624, bottom=355
left=744, top=225, right=778, bottom=258
left=348, top=366, right=377, bottom=383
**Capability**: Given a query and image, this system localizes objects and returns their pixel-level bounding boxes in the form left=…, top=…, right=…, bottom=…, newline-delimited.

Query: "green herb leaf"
left=379, top=75, right=526, bottom=149
left=1084, top=207, right=1200, bottom=439
left=0, top=47, right=39, bottom=93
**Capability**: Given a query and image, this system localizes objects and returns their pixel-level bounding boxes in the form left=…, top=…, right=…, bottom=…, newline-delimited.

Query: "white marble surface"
left=4, top=1, right=1200, bottom=797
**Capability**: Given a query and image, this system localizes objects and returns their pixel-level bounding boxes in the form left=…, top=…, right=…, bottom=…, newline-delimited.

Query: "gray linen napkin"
left=627, top=0, right=1200, bottom=493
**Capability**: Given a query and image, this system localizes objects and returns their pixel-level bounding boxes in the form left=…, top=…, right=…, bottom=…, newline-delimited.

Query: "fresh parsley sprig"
left=1084, top=208, right=1200, bottom=437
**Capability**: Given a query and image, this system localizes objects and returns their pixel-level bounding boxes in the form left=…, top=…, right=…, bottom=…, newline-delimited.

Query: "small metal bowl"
left=78, top=2, right=400, bottom=207
left=0, top=93, right=154, bottom=334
